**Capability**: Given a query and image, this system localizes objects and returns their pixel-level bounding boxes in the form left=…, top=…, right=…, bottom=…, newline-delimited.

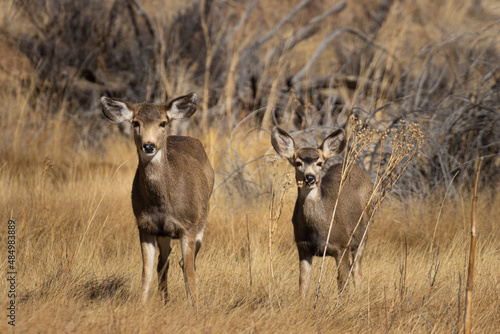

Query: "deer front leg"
left=181, top=233, right=198, bottom=308
left=140, top=231, right=156, bottom=303
left=157, top=236, right=171, bottom=301
left=297, top=246, right=313, bottom=298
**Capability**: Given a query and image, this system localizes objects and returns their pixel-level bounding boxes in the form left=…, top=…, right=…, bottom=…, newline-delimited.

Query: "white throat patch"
left=299, top=186, right=320, bottom=201
left=150, top=150, right=162, bottom=164
left=139, top=149, right=162, bottom=164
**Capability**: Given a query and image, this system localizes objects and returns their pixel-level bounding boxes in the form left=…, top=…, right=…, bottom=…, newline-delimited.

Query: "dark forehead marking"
left=134, top=103, right=164, bottom=121
left=297, top=148, right=320, bottom=163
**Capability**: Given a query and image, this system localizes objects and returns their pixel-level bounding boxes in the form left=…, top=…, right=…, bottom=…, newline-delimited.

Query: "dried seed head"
left=283, top=173, right=295, bottom=190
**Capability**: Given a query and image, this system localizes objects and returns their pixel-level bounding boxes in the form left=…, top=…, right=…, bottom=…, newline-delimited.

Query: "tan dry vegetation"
left=1, top=135, right=499, bottom=333
left=1, top=0, right=500, bottom=333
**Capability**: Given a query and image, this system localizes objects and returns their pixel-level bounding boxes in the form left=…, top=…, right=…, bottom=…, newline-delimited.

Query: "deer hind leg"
left=140, top=231, right=156, bottom=304
left=181, top=233, right=198, bottom=308
left=351, top=240, right=365, bottom=288
left=335, top=248, right=351, bottom=294
left=297, top=246, right=313, bottom=298
left=156, top=236, right=171, bottom=300
left=194, top=223, right=206, bottom=265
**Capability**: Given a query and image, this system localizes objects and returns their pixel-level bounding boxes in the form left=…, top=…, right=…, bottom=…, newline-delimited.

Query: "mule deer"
left=271, top=127, right=372, bottom=297
left=100, top=93, right=214, bottom=307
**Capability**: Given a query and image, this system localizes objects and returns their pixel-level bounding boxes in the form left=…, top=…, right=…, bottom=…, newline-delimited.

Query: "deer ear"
left=321, top=129, right=346, bottom=159
left=100, top=97, right=134, bottom=123
left=166, top=92, right=198, bottom=119
left=271, top=127, right=296, bottom=161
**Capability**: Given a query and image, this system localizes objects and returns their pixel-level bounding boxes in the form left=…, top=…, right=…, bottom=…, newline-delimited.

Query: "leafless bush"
left=15, top=0, right=157, bottom=144
left=378, top=30, right=500, bottom=196
left=9, top=0, right=500, bottom=194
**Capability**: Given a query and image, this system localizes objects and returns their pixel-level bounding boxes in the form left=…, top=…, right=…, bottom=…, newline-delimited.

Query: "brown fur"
left=271, top=127, right=372, bottom=297
left=101, top=93, right=214, bottom=307
left=132, top=136, right=213, bottom=238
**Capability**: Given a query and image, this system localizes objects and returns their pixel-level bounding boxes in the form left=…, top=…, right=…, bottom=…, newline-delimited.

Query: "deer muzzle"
left=304, top=174, right=316, bottom=186
left=143, top=143, right=156, bottom=154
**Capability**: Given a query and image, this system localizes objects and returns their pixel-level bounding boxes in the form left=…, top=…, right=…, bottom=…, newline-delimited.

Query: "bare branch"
left=254, top=0, right=312, bottom=48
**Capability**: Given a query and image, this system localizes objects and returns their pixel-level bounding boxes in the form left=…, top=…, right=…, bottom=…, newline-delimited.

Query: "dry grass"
left=1, top=117, right=499, bottom=333
left=1, top=0, right=500, bottom=332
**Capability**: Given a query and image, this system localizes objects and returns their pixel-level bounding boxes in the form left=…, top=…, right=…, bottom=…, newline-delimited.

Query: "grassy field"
left=1, top=128, right=499, bottom=333
left=1, top=0, right=500, bottom=333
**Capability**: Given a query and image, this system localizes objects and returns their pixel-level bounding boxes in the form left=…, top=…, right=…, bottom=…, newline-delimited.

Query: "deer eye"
left=317, top=162, right=323, bottom=167
left=295, top=161, right=303, bottom=167
left=159, top=121, right=167, bottom=128
left=132, top=121, right=140, bottom=128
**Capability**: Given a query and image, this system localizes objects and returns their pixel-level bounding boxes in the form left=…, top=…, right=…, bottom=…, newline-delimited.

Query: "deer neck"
left=297, top=184, right=328, bottom=222
left=298, top=184, right=322, bottom=203
left=137, top=149, right=167, bottom=190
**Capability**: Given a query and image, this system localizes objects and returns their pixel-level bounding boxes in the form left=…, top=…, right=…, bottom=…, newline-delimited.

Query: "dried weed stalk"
left=464, top=158, right=483, bottom=334
left=267, top=162, right=294, bottom=308
left=315, top=117, right=423, bottom=307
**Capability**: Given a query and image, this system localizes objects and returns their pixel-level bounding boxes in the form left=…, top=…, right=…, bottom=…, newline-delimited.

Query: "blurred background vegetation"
left=1, top=0, right=499, bottom=196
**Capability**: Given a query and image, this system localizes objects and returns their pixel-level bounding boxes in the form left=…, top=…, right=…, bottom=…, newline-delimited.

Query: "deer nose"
left=143, top=143, right=155, bottom=154
left=305, top=174, right=316, bottom=184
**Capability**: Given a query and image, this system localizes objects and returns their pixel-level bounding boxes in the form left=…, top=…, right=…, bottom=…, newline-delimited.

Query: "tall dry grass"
left=1, top=124, right=499, bottom=332
left=1, top=0, right=500, bottom=333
